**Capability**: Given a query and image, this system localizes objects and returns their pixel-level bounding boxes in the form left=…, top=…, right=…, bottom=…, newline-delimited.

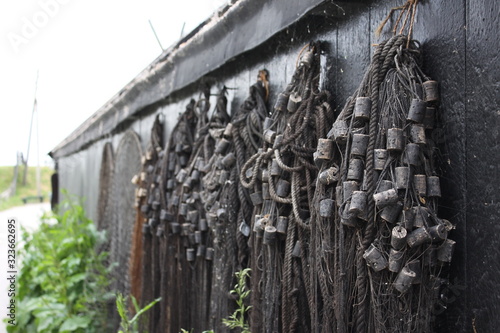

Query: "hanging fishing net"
left=239, top=42, right=334, bottom=332
left=312, top=34, right=453, bottom=332
left=97, top=142, right=114, bottom=234
left=109, top=130, right=142, bottom=296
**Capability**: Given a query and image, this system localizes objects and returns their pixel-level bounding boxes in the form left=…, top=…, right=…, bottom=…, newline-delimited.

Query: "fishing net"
left=312, top=34, right=453, bottom=332
left=138, top=90, right=213, bottom=332
left=109, top=130, right=142, bottom=296
left=240, top=42, right=334, bottom=332
left=125, top=115, right=165, bottom=330
left=97, top=142, right=114, bottom=234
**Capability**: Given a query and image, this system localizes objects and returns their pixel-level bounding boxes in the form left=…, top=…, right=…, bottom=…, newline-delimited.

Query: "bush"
left=6, top=198, right=114, bottom=332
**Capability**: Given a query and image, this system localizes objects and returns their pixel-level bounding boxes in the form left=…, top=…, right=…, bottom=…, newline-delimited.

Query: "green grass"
left=0, top=165, right=53, bottom=211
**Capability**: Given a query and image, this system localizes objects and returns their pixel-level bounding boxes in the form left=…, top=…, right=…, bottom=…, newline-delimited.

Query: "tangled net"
left=313, top=34, right=453, bottom=332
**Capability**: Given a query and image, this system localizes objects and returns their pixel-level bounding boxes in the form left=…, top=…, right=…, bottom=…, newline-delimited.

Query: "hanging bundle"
left=154, top=88, right=213, bottom=333
left=129, top=114, right=164, bottom=331
left=315, top=32, right=453, bottom=332
left=240, top=42, right=333, bottom=332
left=153, top=86, right=241, bottom=333
left=195, top=87, right=242, bottom=331
left=228, top=71, right=272, bottom=332
left=202, top=72, right=270, bottom=332
left=134, top=92, right=204, bottom=332
left=232, top=70, right=270, bottom=268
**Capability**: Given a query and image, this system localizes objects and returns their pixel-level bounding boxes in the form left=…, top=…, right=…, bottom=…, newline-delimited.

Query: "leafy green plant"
left=6, top=197, right=114, bottom=332
left=116, top=293, right=160, bottom=333
left=222, top=268, right=251, bottom=333
left=179, top=269, right=252, bottom=333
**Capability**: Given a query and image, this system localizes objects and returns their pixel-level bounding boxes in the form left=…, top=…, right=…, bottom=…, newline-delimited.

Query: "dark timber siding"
left=51, top=1, right=499, bottom=331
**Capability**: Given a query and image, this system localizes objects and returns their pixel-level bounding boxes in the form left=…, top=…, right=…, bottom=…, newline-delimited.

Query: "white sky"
left=0, top=0, right=227, bottom=166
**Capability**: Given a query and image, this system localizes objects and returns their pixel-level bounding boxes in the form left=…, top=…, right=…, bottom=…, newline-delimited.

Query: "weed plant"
left=6, top=198, right=113, bottom=332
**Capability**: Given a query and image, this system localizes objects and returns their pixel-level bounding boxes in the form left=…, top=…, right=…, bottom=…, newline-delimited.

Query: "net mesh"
left=110, top=131, right=142, bottom=295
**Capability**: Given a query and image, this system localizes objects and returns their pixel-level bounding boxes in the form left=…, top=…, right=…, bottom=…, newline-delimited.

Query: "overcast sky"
left=0, top=0, right=227, bottom=166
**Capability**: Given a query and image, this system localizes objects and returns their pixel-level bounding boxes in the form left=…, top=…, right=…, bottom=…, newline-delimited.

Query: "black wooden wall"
left=51, top=0, right=499, bottom=332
